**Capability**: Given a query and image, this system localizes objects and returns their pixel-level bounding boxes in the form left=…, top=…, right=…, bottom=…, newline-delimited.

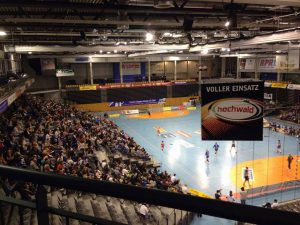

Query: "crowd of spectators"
left=0, top=96, right=187, bottom=200
left=269, top=122, right=300, bottom=137
left=279, top=107, right=300, bottom=124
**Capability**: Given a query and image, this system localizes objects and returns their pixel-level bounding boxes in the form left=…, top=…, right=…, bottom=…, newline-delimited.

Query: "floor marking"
left=194, top=130, right=201, bottom=135
left=175, top=139, right=195, bottom=148
left=176, top=130, right=192, bottom=138
left=160, top=133, right=176, bottom=138
left=153, top=126, right=167, bottom=133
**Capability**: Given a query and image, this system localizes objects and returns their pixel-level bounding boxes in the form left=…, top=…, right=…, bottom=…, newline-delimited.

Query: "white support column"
left=120, top=61, right=123, bottom=83
left=254, top=56, right=259, bottom=79
left=89, top=62, right=94, bottom=84
left=277, top=71, right=282, bottom=82
left=58, top=77, right=62, bottom=94
left=221, top=57, right=226, bottom=78
left=236, top=57, right=241, bottom=79
left=174, top=60, right=177, bottom=81
left=186, top=60, right=189, bottom=79
left=198, top=56, right=202, bottom=97
left=148, top=59, right=151, bottom=82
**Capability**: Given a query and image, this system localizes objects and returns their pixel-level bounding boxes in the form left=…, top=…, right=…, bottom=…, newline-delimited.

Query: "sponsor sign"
left=245, top=59, right=255, bottom=70
left=240, top=59, right=255, bottom=70
left=56, top=69, right=75, bottom=77
left=259, top=58, right=276, bottom=70
left=79, top=85, right=97, bottom=91
left=109, top=98, right=166, bottom=107
left=121, top=110, right=139, bottom=115
left=287, top=84, right=300, bottom=90
left=264, top=93, right=273, bottom=100
left=122, top=62, right=141, bottom=75
left=0, top=100, right=8, bottom=114
left=201, top=81, right=264, bottom=140
left=271, top=82, right=287, bottom=89
left=276, top=50, right=299, bottom=71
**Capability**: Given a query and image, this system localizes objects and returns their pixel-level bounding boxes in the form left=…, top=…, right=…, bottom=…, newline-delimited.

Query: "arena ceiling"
left=0, top=0, right=299, bottom=56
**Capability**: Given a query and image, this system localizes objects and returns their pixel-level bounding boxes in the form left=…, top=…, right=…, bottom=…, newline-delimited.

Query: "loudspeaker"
left=183, top=16, right=194, bottom=32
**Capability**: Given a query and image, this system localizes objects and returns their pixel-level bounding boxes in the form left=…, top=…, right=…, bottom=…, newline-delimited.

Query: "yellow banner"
left=189, top=188, right=212, bottom=199
left=79, top=85, right=97, bottom=91
left=109, top=114, right=120, bottom=118
left=163, top=107, right=172, bottom=111
left=187, top=107, right=196, bottom=110
left=271, top=83, right=287, bottom=89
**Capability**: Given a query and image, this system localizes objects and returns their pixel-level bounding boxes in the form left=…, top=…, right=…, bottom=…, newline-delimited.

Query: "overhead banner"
left=122, top=63, right=141, bottom=75
left=201, top=81, right=264, bottom=141
left=109, top=98, right=166, bottom=107
left=79, top=85, right=97, bottom=91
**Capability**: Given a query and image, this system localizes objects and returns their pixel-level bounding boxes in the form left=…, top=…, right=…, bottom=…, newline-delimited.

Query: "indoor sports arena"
left=1, top=1, right=300, bottom=225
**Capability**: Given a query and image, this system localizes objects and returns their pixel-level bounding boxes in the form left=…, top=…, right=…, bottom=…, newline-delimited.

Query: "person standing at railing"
left=240, top=187, right=247, bottom=205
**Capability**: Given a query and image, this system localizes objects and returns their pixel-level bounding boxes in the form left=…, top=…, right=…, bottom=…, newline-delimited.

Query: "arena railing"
left=0, top=165, right=299, bottom=225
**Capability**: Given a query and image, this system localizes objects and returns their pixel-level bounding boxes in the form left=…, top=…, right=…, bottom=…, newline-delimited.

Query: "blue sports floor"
left=110, top=107, right=300, bottom=225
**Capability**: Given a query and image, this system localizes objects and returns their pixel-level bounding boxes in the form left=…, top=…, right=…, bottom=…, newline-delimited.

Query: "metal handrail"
left=0, top=165, right=299, bottom=225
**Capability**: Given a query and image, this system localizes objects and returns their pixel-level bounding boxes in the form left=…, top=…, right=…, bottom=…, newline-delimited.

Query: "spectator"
left=271, top=199, right=279, bottom=208
left=139, top=204, right=149, bottom=219
left=240, top=187, right=247, bottom=205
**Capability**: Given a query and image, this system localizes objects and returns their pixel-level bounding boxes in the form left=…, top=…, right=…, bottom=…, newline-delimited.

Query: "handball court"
left=108, top=107, right=300, bottom=224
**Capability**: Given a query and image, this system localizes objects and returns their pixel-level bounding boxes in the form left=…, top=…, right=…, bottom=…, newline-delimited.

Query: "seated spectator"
left=139, top=203, right=150, bottom=219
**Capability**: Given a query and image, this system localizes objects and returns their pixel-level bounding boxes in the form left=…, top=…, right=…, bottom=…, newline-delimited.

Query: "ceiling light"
left=178, top=50, right=183, bottom=53
left=0, top=31, right=7, bottom=36
left=227, top=48, right=231, bottom=52
left=221, top=48, right=226, bottom=51
left=154, top=0, right=173, bottom=9
left=145, top=32, right=154, bottom=41
left=28, top=52, right=32, bottom=54
left=115, top=42, right=120, bottom=46
left=107, top=51, right=111, bottom=54
left=114, top=50, right=118, bottom=53
left=276, top=50, right=281, bottom=53
left=201, top=49, right=209, bottom=55
left=99, top=50, right=103, bottom=53
left=163, top=32, right=172, bottom=37
left=124, top=41, right=127, bottom=45
left=172, top=33, right=183, bottom=38
left=225, top=21, right=230, bottom=27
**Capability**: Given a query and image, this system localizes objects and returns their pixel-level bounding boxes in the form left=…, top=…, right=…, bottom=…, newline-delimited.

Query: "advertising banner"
left=56, top=69, right=75, bottom=77
left=259, top=58, right=276, bottom=70
left=201, top=81, right=264, bottom=140
left=271, top=82, right=287, bottom=89
left=109, top=98, right=166, bottom=107
left=245, top=59, right=255, bottom=70
left=287, top=84, right=300, bottom=90
left=79, top=85, right=97, bottom=91
left=122, top=63, right=141, bottom=75
left=276, top=50, right=299, bottom=71
left=264, top=93, right=273, bottom=100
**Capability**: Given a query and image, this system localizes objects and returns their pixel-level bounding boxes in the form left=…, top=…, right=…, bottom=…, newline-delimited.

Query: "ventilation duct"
left=154, top=0, right=173, bottom=9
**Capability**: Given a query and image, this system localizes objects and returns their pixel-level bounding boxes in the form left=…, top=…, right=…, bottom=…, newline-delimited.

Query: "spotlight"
left=145, top=32, right=154, bottom=41
left=99, top=50, right=103, bottom=53
left=114, top=50, right=118, bottom=53
left=225, top=21, right=230, bottom=27
left=0, top=31, right=7, bottom=36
